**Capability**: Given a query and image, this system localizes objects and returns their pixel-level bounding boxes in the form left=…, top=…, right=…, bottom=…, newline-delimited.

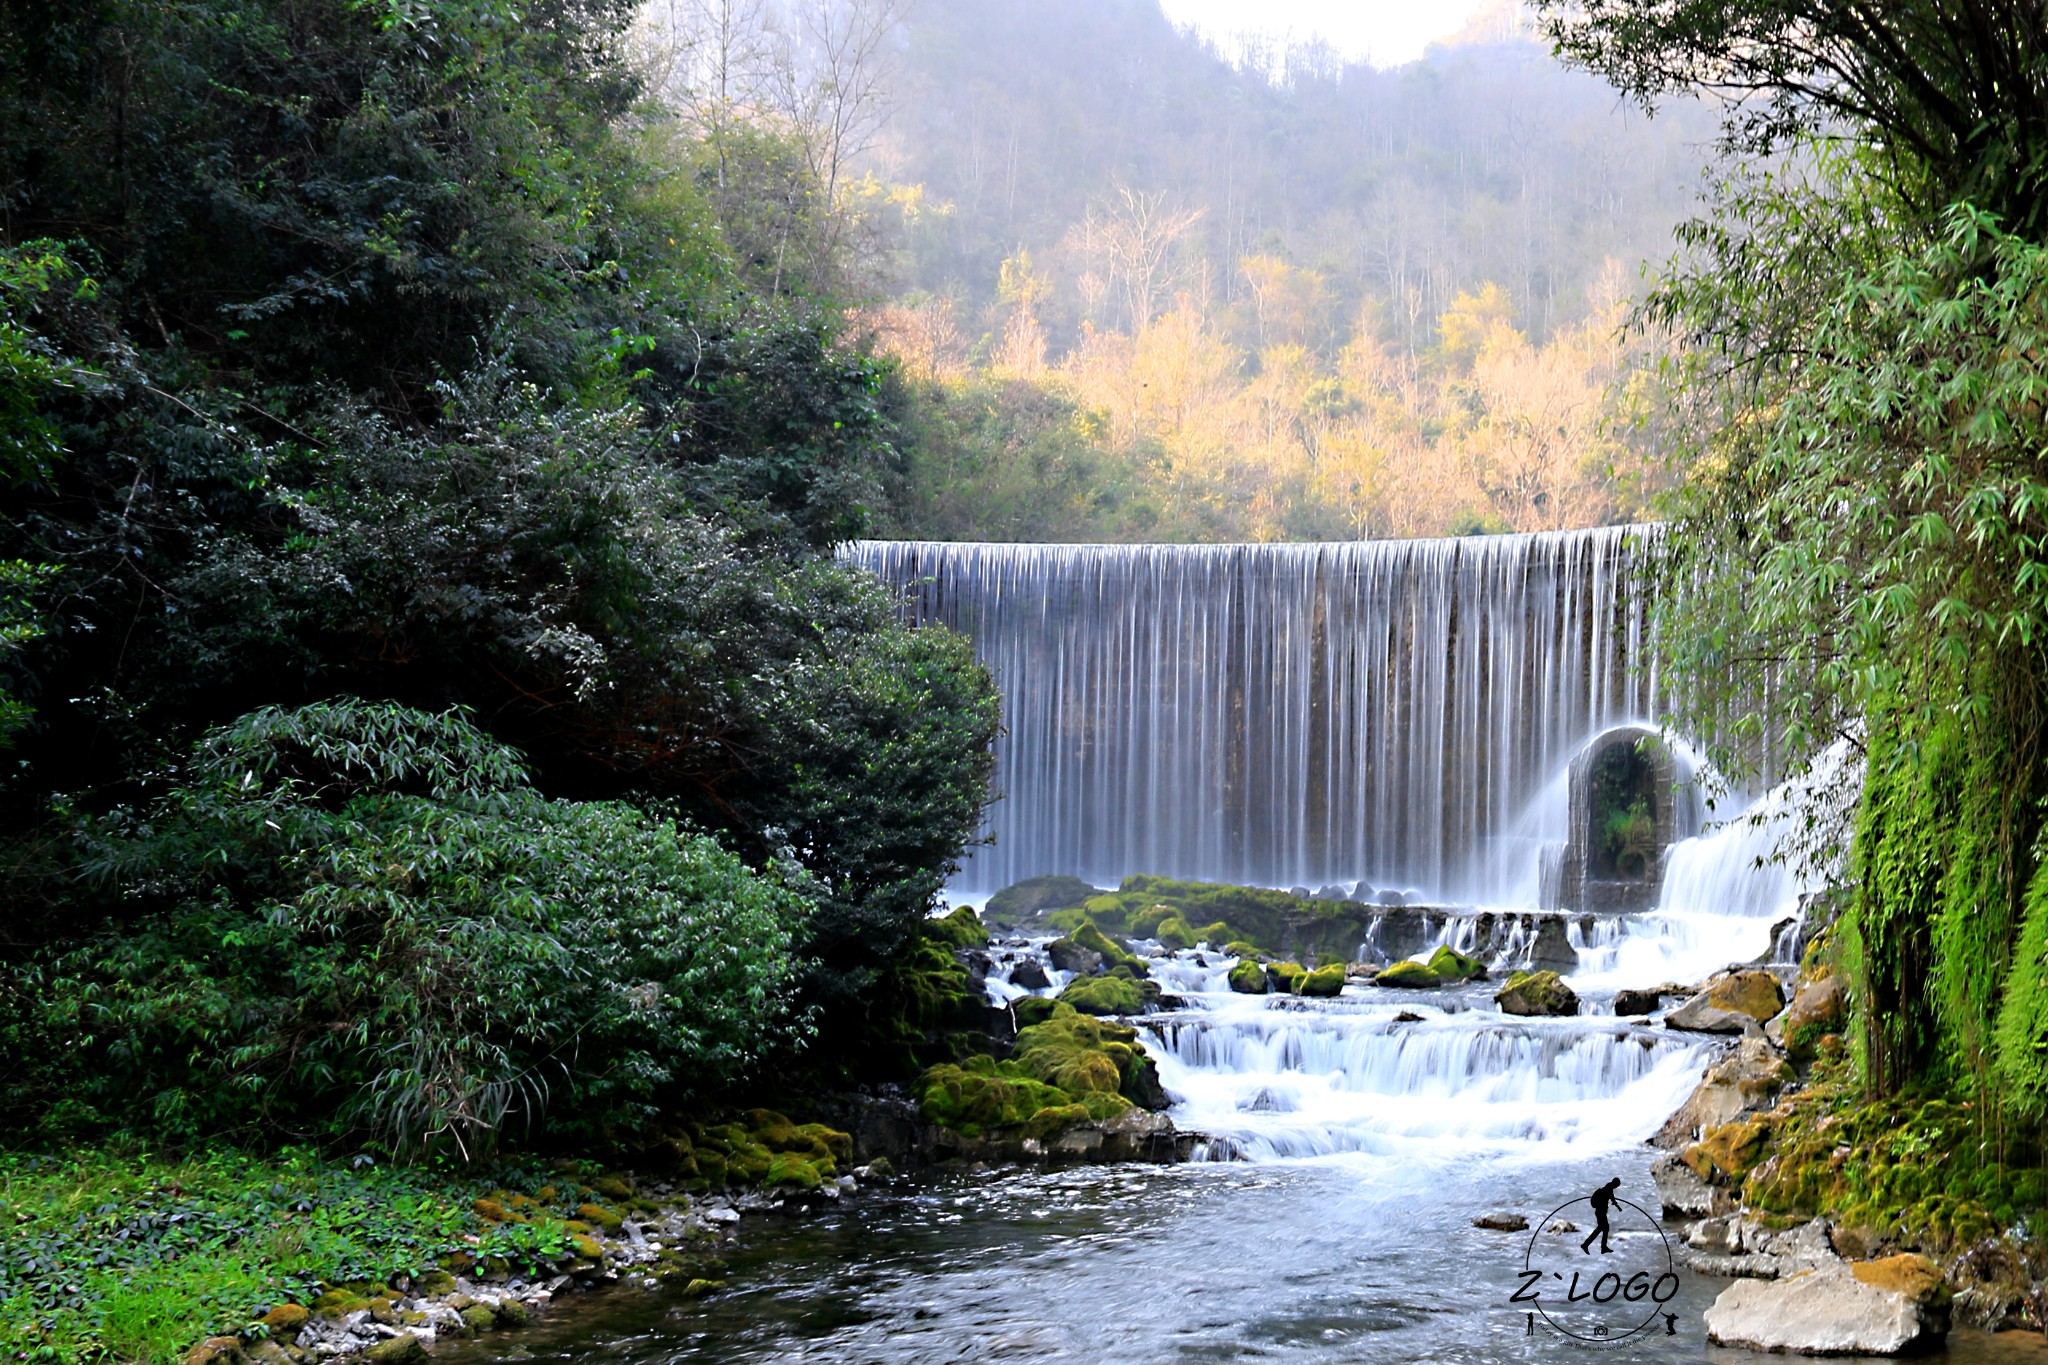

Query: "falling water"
left=848, top=529, right=1656, bottom=899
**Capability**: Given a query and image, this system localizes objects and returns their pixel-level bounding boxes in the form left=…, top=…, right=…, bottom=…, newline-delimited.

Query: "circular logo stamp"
left=1506, top=1180, right=1682, bottom=1347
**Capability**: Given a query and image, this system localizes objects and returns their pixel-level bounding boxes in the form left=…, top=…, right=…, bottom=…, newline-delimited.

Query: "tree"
left=1540, top=0, right=2048, bottom=237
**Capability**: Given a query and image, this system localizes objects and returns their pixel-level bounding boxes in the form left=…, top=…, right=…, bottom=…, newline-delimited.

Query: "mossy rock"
left=929, top=904, right=991, bottom=948
left=764, top=1153, right=826, bottom=1189
left=916, top=1057, right=1076, bottom=1139
left=363, top=1338, right=426, bottom=1365
left=1012, top=1012, right=1137, bottom=1094
left=1225, top=941, right=1264, bottom=961
left=1155, top=914, right=1196, bottom=950
left=493, top=1300, right=531, bottom=1327
left=574, top=1203, right=624, bottom=1231
left=987, top=876, right=1099, bottom=922
left=681, top=1278, right=726, bottom=1298
left=1266, top=961, right=1308, bottom=992
left=471, top=1198, right=517, bottom=1223
left=459, top=1305, right=498, bottom=1334
left=1494, top=969, right=1578, bottom=1016
left=1079, top=895, right=1131, bottom=928
left=309, top=1289, right=369, bottom=1315
left=569, top=1234, right=605, bottom=1260
left=1426, top=946, right=1487, bottom=981
left=1058, top=973, right=1146, bottom=1016
left=1071, top=920, right=1146, bottom=974
left=590, top=1175, right=634, bottom=1201
left=1298, top=964, right=1345, bottom=997
left=1228, top=960, right=1270, bottom=994
left=1012, top=995, right=1068, bottom=1028
left=1131, top=903, right=1178, bottom=937
left=1685, top=1118, right=1771, bottom=1183
left=1192, top=921, right=1234, bottom=946
left=260, top=1305, right=309, bottom=1336
left=1375, top=960, right=1442, bottom=989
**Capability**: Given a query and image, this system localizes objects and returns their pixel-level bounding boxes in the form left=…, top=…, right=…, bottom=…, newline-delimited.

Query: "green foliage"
left=1994, top=857, right=2048, bottom=1113
left=10, top=701, right=810, bottom=1152
left=0, top=1145, right=614, bottom=1365
left=1541, top=0, right=2048, bottom=238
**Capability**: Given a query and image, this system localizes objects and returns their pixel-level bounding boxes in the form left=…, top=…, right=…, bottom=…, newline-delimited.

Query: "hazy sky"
left=1156, top=0, right=1493, bottom=67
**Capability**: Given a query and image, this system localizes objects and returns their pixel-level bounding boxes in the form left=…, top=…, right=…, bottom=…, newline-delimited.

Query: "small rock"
left=1391, top=1010, right=1424, bottom=1023
left=1547, top=1220, right=1579, bottom=1234
left=1009, top=960, right=1052, bottom=991
left=1473, top=1213, right=1528, bottom=1232
left=1613, top=987, right=1663, bottom=1016
left=703, top=1207, right=740, bottom=1224
left=185, top=1338, right=245, bottom=1365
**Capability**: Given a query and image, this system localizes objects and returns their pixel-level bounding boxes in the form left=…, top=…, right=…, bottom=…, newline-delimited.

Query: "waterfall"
left=849, top=528, right=1656, bottom=900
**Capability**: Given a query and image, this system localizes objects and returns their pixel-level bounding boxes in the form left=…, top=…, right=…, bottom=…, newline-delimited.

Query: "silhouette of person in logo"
left=1581, top=1176, right=1622, bottom=1255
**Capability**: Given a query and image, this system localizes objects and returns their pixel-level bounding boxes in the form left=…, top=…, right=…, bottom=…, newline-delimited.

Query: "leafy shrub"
left=13, top=700, right=810, bottom=1153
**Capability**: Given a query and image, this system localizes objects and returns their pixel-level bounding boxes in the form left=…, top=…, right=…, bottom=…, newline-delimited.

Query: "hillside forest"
left=854, top=0, right=1717, bottom=541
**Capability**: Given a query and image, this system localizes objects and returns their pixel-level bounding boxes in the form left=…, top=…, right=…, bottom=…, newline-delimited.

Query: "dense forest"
left=0, top=0, right=999, bottom=1155
left=1540, top=0, right=2048, bottom=1140
left=860, top=0, right=1717, bottom=540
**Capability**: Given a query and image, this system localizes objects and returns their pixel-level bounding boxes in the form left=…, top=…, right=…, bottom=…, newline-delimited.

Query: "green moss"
left=573, top=1202, right=623, bottom=1230
left=1374, top=960, right=1441, bottom=989
left=1227, top=960, right=1269, bottom=994
left=1012, top=995, right=1066, bottom=1028
left=1298, top=964, right=1345, bottom=997
left=929, top=904, right=992, bottom=949
left=1155, top=914, right=1196, bottom=950
left=1130, top=903, right=1177, bottom=937
left=1057, top=974, right=1146, bottom=1015
left=986, top=876, right=1098, bottom=922
left=1193, top=921, right=1234, bottom=946
left=1224, top=941, right=1263, bottom=960
left=1079, top=895, right=1131, bottom=929
left=1265, top=961, right=1308, bottom=992
left=1070, top=920, right=1145, bottom=973
left=1425, top=946, right=1486, bottom=981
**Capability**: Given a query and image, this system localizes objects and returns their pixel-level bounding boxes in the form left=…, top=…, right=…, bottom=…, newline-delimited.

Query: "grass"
left=0, top=1145, right=607, bottom=1365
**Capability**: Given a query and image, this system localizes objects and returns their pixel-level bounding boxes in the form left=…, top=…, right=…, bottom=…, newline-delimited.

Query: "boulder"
left=1529, top=916, right=1579, bottom=973
left=1613, top=987, right=1663, bottom=1016
left=363, top=1338, right=428, bottom=1365
left=1776, top=973, right=1845, bottom=1057
left=1374, top=960, right=1441, bottom=989
left=1667, top=971, right=1785, bottom=1034
left=1265, top=961, right=1309, bottom=992
left=1344, top=962, right=1381, bottom=980
left=1057, top=974, right=1146, bottom=1016
left=1494, top=970, right=1578, bottom=1017
left=1227, top=960, right=1270, bottom=994
left=1653, top=1038, right=1793, bottom=1148
left=1426, top=945, right=1487, bottom=981
left=1684, top=1118, right=1771, bottom=1184
left=1297, top=964, right=1346, bottom=997
left=1946, top=1237, right=2034, bottom=1330
left=1703, top=1255, right=1949, bottom=1355
left=1045, top=938, right=1103, bottom=974
left=1652, top=1151, right=1736, bottom=1218
left=1009, top=959, right=1052, bottom=991
left=987, top=876, right=1099, bottom=922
